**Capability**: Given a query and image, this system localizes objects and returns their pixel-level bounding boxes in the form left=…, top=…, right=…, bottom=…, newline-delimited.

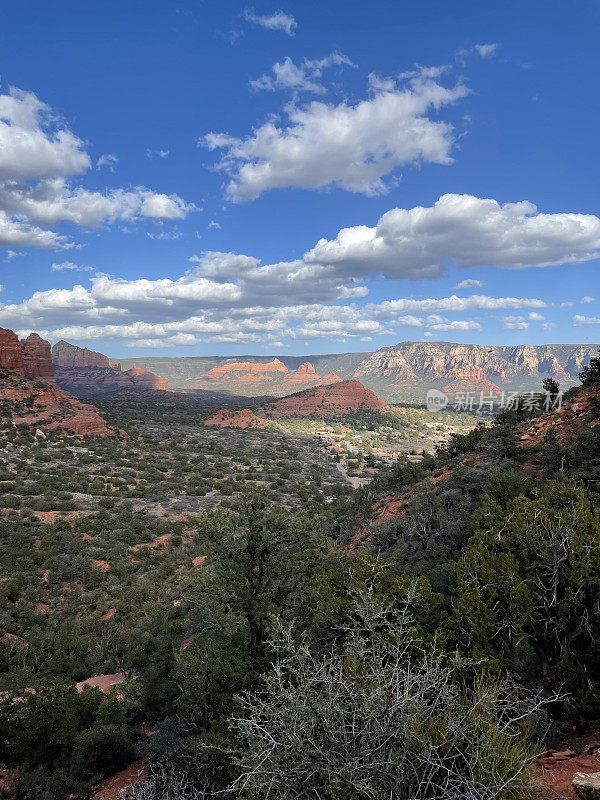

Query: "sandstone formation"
left=0, top=328, right=114, bottom=436
left=126, top=363, right=170, bottom=390
left=189, top=358, right=343, bottom=394
left=352, top=342, right=595, bottom=398
left=52, top=340, right=110, bottom=368
left=21, top=333, right=54, bottom=379
left=282, top=362, right=342, bottom=387
left=192, top=358, right=289, bottom=385
left=106, top=343, right=599, bottom=400
left=260, top=380, right=387, bottom=418
left=0, top=328, right=25, bottom=375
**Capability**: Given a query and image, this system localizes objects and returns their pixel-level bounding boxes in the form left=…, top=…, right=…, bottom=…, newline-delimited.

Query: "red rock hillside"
left=260, top=380, right=388, bottom=418
left=188, top=359, right=342, bottom=393
left=126, top=364, right=170, bottom=390
left=0, top=329, right=114, bottom=436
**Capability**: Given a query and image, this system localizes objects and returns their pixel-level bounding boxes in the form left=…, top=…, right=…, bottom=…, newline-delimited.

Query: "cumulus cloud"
left=581, top=295, right=595, bottom=303
left=0, top=87, right=90, bottom=180
left=304, top=194, right=600, bottom=279
left=503, top=315, right=529, bottom=330
left=0, top=86, right=195, bottom=249
left=250, top=52, right=355, bottom=94
left=203, top=73, right=469, bottom=200
left=6, top=191, right=594, bottom=347
left=243, top=8, right=296, bottom=35
left=0, top=210, right=70, bottom=249
left=454, top=278, right=485, bottom=289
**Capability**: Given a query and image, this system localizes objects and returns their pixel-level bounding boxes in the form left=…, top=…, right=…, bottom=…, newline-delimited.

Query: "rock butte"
left=0, top=328, right=115, bottom=436
left=261, top=380, right=388, bottom=418
left=189, top=359, right=342, bottom=390
left=205, top=379, right=388, bottom=427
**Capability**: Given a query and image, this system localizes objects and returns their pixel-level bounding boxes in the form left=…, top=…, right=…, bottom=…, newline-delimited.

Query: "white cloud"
left=453, top=278, right=485, bottom=289
left=208, top=220, right=221, bottom=229
left=560, top=301, right=574, bottom=307
left=96, top=154, right=118, bottom=171
left=375, top=295, right=546, bottom=318
left=474, top=43, right=499, bottom=58
left=203, top=73, right=469, bottom=200
left=6, top=249, right=24, bottom=260
left=457, top=43, right=499, bottom=62
left=581, top=295, right=595, bottom=303
left=395, top=313, right=481, bottom=331
left=243, top=9, right=297, bottom=35
left=573, top=315, right=600, bottom=326
left=51, top=261, right=92, bottom=272
left=250, top=52, right=355, bottom=94
left=541, top=322, right=556, bottom=330
left=503, top=315, right=529, bottom=330
left=0, top=210, right=71, bottom=249
left=6, top=191, right=592, bottom=347
left=126, top=333, right=197, bottom=348
left=0, top=87, right=90, bottom=180
left=305, top=194, right=600, bottom=279
left=0, top=86, right=195, bottom=249
left=147, top=230, right=181, bottom=240
left=427, top=317, right=482, bottom=331
left=0, top=179, right=194, bottom=228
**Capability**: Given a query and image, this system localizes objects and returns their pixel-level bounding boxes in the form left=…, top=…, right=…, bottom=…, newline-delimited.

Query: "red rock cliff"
left=126, top=364, right=171, bottom=390
left=0, top=328, right=25, bottom=375
left=21, top=333, right=54, bottom=379
left=52, top=340, right=110, bottom=368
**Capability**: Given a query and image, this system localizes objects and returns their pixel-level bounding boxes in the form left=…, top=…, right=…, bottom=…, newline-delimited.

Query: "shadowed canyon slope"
left=51, top=342, right=171, bottom=396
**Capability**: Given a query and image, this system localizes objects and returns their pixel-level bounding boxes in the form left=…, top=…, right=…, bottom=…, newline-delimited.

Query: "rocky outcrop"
left=21, top=333, right=54, bottom=379
left=354, top=342, right=598, bottom=399
left=282, top=362, right=342, bottom=387
left=260, top=380, right=387, bottom=418
left=0, top=366, right=114, bottom=436
left=0, top=328, right=25, bottom=375
left=126, top=364, right=170, bottom=390
left=573, top=773, right=600, bottom=799
left=52, top=340, right=110, bottom=368
left=191, top=359, right=289, bottom=386
left=0, top=328, right=114, bottom=436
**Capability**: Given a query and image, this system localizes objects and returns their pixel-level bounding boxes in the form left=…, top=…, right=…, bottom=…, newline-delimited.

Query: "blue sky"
left=1, top=0, right=599, bottom=357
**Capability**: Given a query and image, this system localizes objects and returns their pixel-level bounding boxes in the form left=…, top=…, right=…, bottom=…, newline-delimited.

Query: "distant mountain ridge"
left=113, top=342, right=599, bottom=402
